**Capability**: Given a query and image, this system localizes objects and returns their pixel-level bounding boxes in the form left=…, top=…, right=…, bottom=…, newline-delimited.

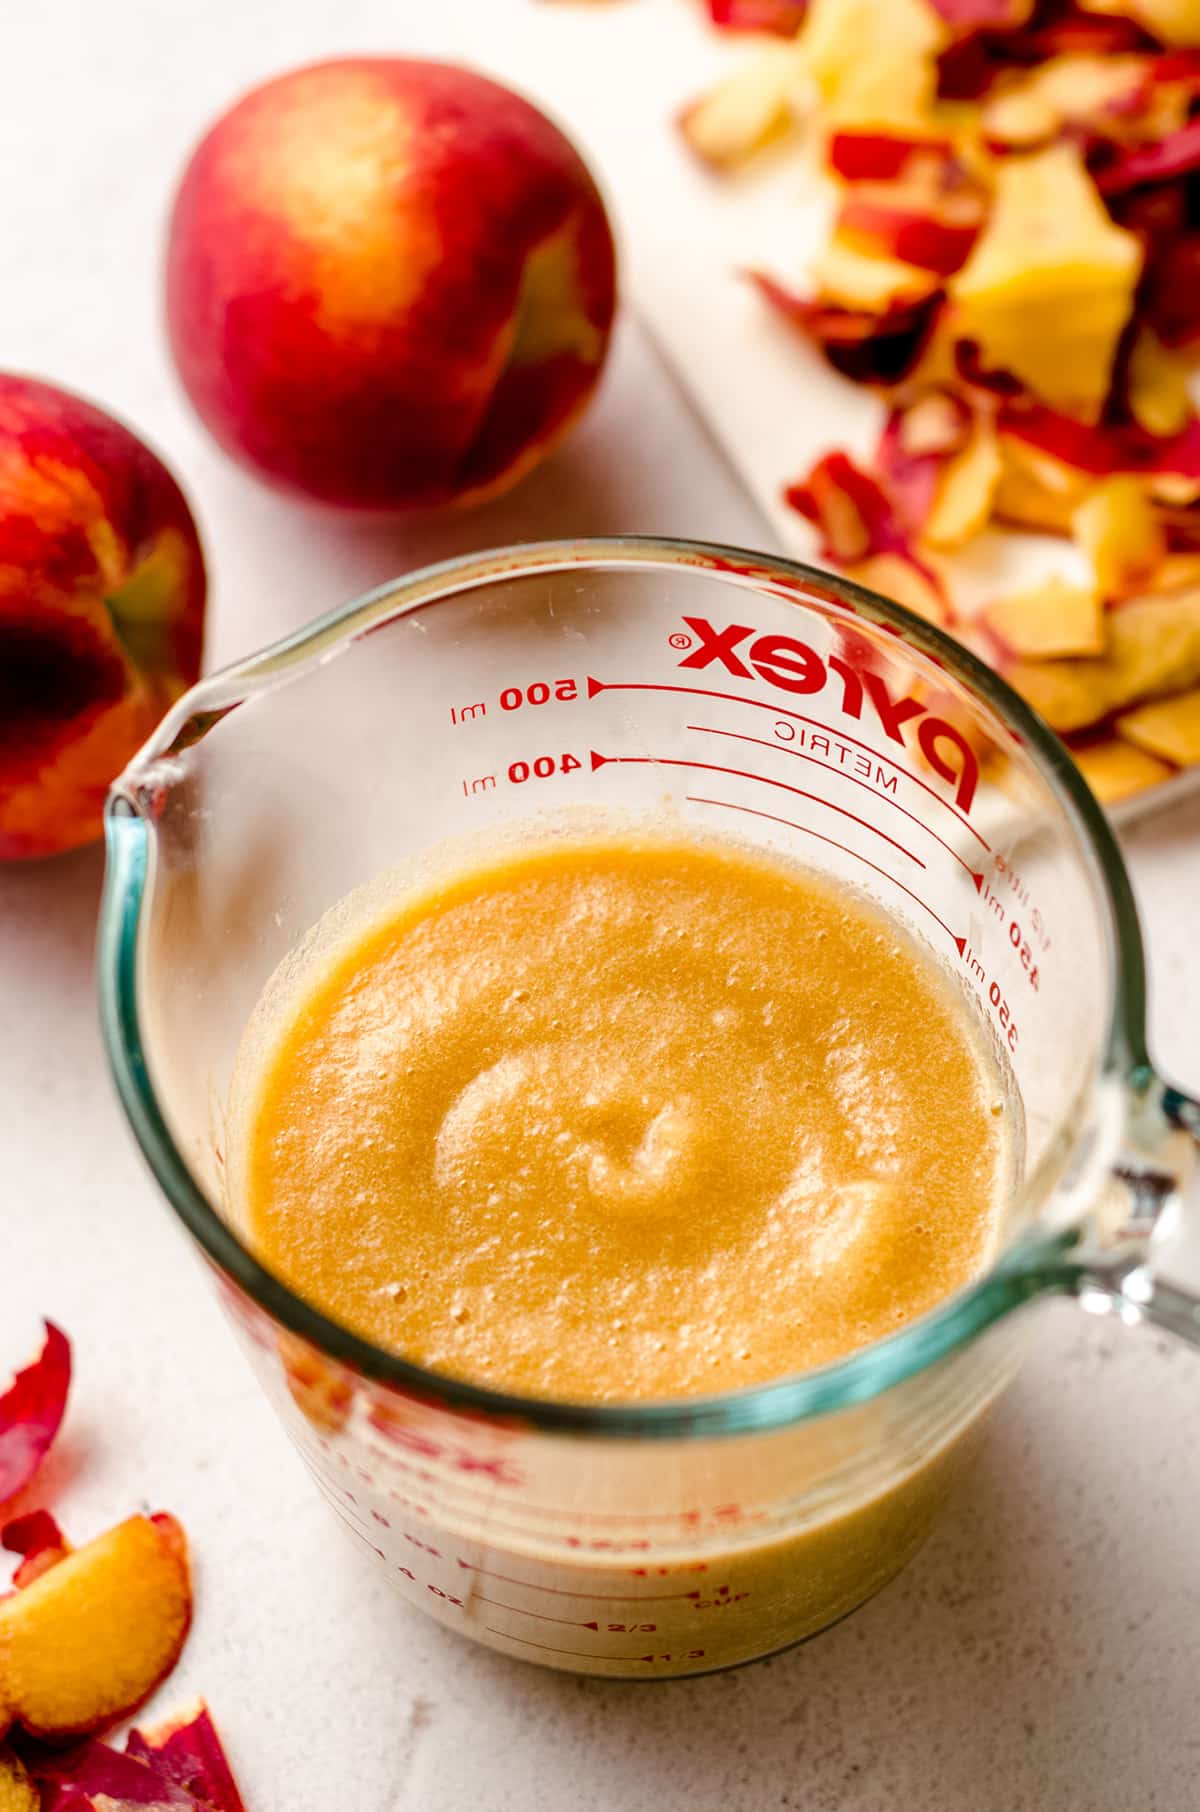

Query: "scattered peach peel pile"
left=682, top=0, right=1200, bottom=803
left=0, top=1326, right=249, bottom=1811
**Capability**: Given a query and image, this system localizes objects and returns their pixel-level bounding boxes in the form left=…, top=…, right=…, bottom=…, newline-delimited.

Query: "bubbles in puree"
left=234, top=831, right=1011, bottom=1402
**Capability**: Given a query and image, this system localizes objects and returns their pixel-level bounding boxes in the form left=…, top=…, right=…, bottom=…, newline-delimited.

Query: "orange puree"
left=236, top=832, right=1009, bottom=1403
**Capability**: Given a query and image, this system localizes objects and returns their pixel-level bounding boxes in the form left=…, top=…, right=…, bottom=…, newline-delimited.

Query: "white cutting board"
left=488, top=0, right=1198, bottom=821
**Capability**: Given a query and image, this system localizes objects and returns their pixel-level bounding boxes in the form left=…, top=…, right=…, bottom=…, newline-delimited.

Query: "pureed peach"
left=226, top=826, right=1015, bottom=1672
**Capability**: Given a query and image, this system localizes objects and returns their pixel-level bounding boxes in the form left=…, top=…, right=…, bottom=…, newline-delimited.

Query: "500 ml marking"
left=449, top=678, right=579, bottom=724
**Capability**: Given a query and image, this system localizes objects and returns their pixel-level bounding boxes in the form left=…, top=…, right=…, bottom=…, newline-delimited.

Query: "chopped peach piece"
left=950, top=145, right=1142, bottom=421
left=925, top=420, right=1002, bottom=549
left=994, top=432, right=1090, bottom=534
left=1072, top=739, right=1174, bottom=805
left=679, top=44, right=807, bottom=168
left=809, top=237, right=940, bottom=312
left=1086, top=0, right=1200, bottom=45
left=844, top=552, right=949, bottom=623
left=985, top=580, right=1105, bottom=660
left=1072, top=478, right=1165, bottom=601
left=1127, top=331, right=1192, bottom=439
left=1116, top=688, right=1200, bottom=766
left=1005, top=587, right=1200, bottom=733
left=802, top=0, right=946, bottom=130
left=0, top=1750, right=35, bottom=1812
left=0, top=1513, right=191, bottom=1740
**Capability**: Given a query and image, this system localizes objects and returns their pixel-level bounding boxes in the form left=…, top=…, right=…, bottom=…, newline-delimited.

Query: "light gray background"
left=3, top=3, right=1199, bottom=1807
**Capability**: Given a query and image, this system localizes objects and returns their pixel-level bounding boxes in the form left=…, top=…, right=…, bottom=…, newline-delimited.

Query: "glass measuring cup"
left=98, top=538, right=1200, bottom=1680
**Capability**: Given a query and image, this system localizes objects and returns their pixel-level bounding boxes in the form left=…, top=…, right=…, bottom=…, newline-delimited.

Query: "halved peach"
left=0, top=1750, right=35, bottom=1812
left=0, top=1513, right=191, bottom=1741
left=985, top=580, right=1105, bottom=660
left=1071, top=739, right=1174, bottom=804
left=1116, top=688, right=1200, bottom=766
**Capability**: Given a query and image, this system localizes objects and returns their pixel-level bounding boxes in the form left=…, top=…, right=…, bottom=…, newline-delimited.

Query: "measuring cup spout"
left=1072, top=1075, right=1200, bottom=1349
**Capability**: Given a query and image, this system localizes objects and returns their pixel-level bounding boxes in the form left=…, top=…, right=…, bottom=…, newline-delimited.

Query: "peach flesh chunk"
left=1004, top=588, right=1200, bottom=734
left=950, top=145, right=1142, bottom=422
left=985, top=580, right=1105, bottom=660
left=0, top=1514, right=191, bottom=1740
left=0, top=1750, right=35, bottom=1812
left=1072, top=739, right=1173, bottom=805
left=1116, top=688, right=1200, bottom=766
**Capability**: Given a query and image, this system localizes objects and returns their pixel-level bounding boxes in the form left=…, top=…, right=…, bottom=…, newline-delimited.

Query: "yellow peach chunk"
left=679, top=44, right=808, bottom=169
left=1116, top=689, right=1200, bottom=767
left=985, top=580, right=1104, bottom=659
left=950, top=145, right=1142, bottom=421
left=802, top=0, right=946, bottom=130
left=925, top=422, right=1003, bottom=549
left=0, top=1514, right=191, bottom=1740
left=1085, top=0, right=1200, bottom=46
left=0, top=1750, right=36, bottom=1812
left=810, top=238, right=939, bottom=312
left=1005, top=587, right=1200, bottom=733
left=844, top=552, right=948, bottom=624
left=1073, top=478, right=1165, bottom=601
left=1127, top=331, right=1192, bottom=439
left=1072, top=739, right=1174, bottom=804
left=994, top=432, right=1090, bottom=535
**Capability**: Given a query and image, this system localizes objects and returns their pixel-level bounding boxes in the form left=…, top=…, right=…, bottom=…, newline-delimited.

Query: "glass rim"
left=97, top=535, right=1151, bottom=1440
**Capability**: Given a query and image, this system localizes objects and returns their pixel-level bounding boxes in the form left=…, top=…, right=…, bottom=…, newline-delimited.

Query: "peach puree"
left=237, top=832, right=1008, bottom=1403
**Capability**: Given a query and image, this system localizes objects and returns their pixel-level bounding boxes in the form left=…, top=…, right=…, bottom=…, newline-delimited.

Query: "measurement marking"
left=476, top=1595, right=609, bottom=1627
left=686, top=796, right=965, bottom=951
left=459, top=1561, right=701, bottom=1601
left=587, top=676, right=989, bottom=851
left=484, top=1629, right=654, bottom=1661
left=687, top=724, right=983, bottom=885
left=591, top=752, right=924, bottom=869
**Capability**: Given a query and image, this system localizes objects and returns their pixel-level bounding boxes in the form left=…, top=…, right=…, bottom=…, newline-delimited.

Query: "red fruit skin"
left=165, top=58, right=618, bottom=510
left=0, top=1323, right=70, bottom=1505
left=0, top=377, right=205, bottom=860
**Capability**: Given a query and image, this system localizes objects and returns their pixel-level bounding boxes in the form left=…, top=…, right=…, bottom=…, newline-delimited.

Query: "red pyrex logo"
left=675, top=615, right=979, bottom=815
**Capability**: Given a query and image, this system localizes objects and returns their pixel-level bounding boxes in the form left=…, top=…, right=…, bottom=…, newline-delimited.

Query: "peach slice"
left=950, top=144, right=1142, bottom=421
left=925, top=419, right=1002, bottom=549
left=1004, top=587, right=1200, bottom=733
left=985, top=580, right=1105, bottom=660
left=0, top=1750, right=36, bottom=1812
left=0, top=1324, right=70, bottom=1509
left=1071, top=739, right=1174, bottom=804
left=1116, top=688, right=1200, bottom=766
left=679, top=43, right=806, bottom=168
left=1072, top=477, right=1165, bottom=601
left=0, top=1513, right=191, bottom=1741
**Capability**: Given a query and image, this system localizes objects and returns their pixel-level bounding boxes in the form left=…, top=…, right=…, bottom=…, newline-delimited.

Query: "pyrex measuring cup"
left=98, top=538, right=1200, bottom=1680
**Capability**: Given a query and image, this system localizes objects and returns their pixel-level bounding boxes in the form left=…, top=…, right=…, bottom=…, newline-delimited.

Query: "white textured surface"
left=2, top=2, right=1200, bottom=1808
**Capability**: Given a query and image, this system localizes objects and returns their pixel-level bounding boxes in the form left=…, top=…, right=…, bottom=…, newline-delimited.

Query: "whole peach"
left=165, top=59, right=618, bottom=509
left=0, top=376, right=206, bottom=860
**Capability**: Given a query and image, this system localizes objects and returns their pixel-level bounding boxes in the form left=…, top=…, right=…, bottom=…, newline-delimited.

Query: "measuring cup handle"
left=1077, top=1080, right=1200, bottom=1349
